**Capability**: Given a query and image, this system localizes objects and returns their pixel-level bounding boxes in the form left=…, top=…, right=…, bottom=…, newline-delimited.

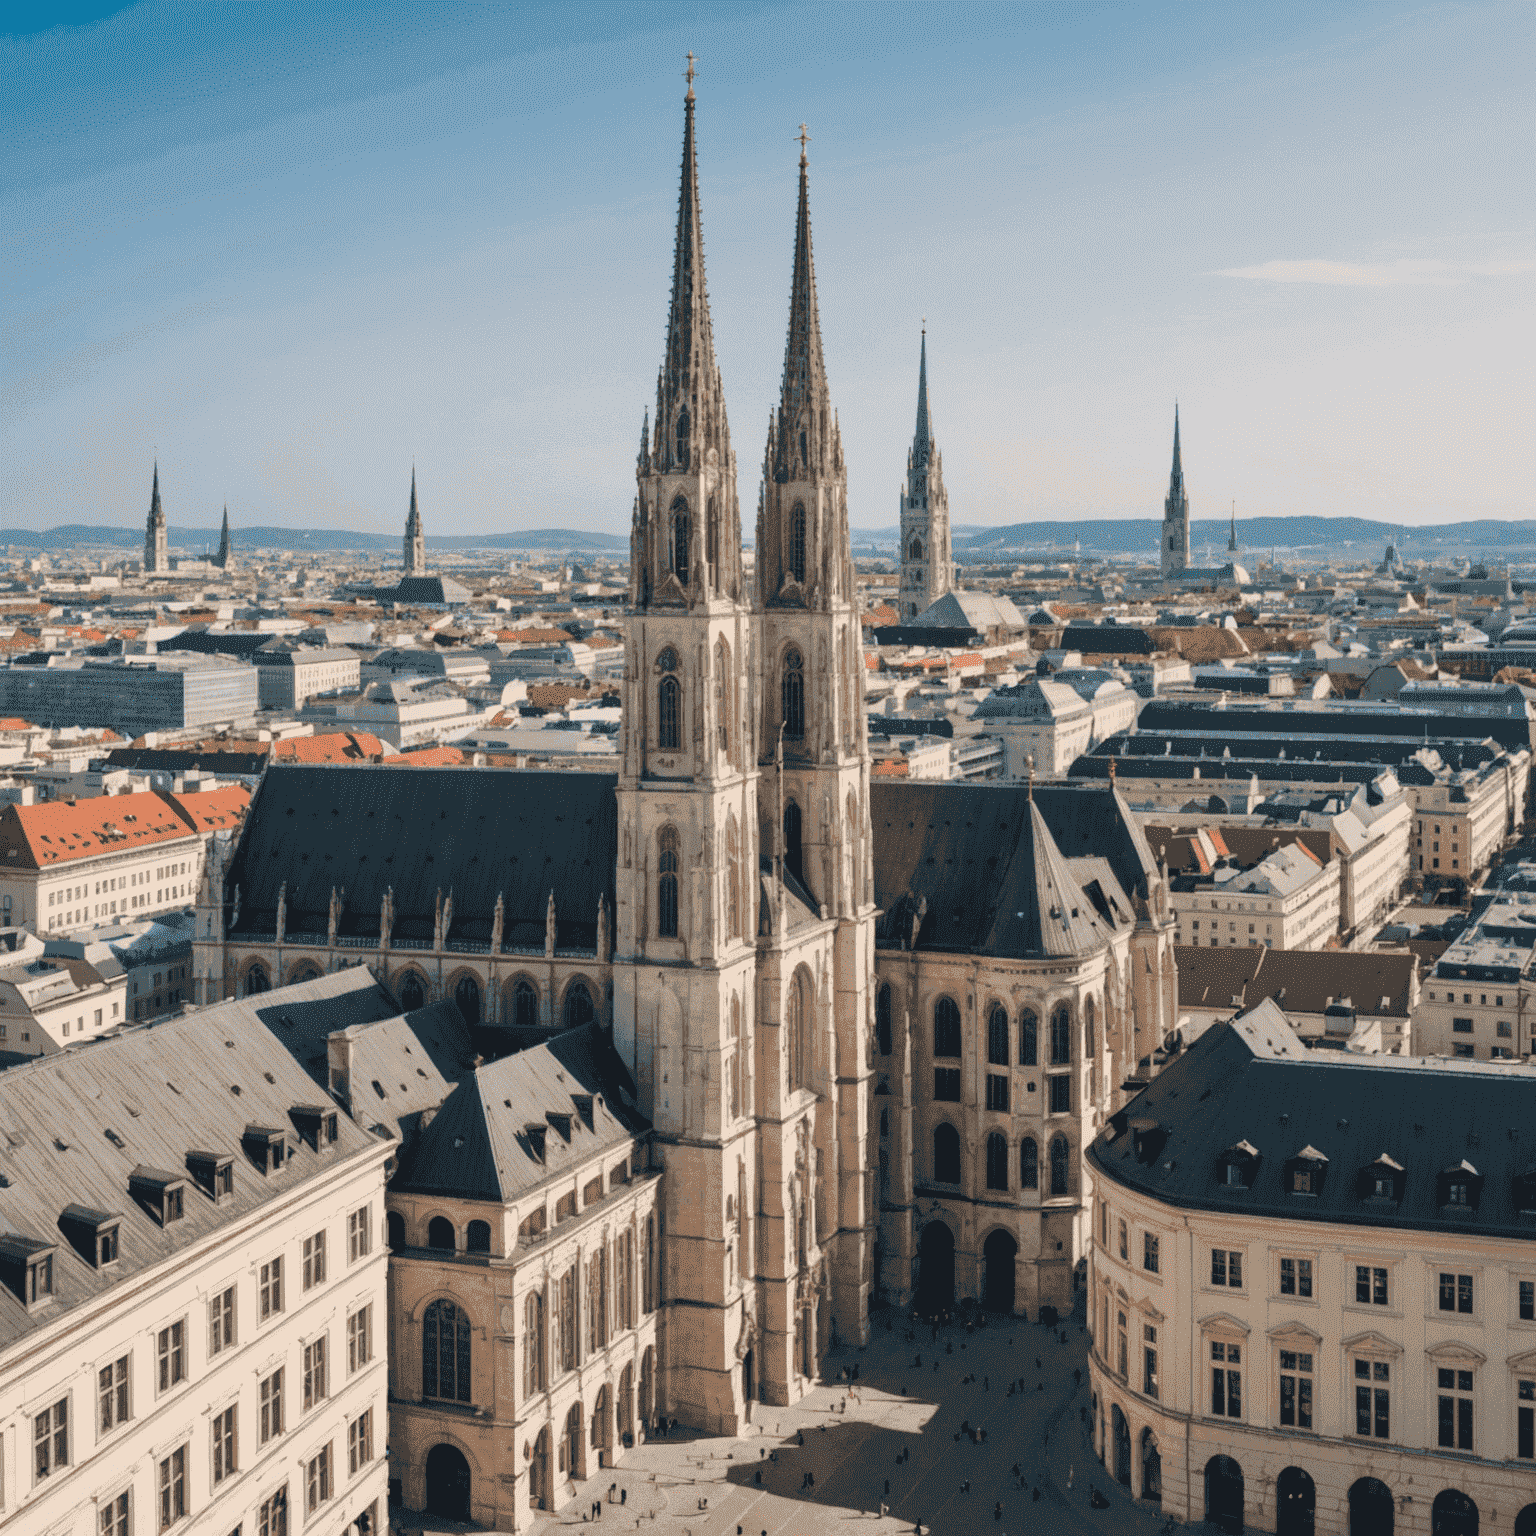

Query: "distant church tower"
left=1160, top=406, right=1189, bottom=578
left=214, top=505, right=233, bottom=570
left=403, top=470, right=426, bottom=575
left=897, top=330, right=952, bottom=619
left=144, top=463, right=169, bottom=574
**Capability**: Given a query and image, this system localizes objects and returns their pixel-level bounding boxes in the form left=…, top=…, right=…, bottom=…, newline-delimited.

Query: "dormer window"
left=524, top=1124, right=547, bottom=1163
left=1358, top=1153, right=1404, bottom=1203
left=60, top=1205, right=121, bottom=1268
left=1129, top=1117, right=1167, bottom=1165
left=1438, top=1160, right=1483, bottom=1212
left=1284, top=1145, right=1329, bottom=1198
left=292, top=1105, right=339, bottom=1152
left=129, top=1167, right=187, bottom=1226
left=1515, top=1169, right=1536, bottom=1214
left=1217, top=1139, right=1260, bottom=1191
left=0, top=1234, right=56, bottom=1308
left=243, top=1126, right=288, bottom=1174
left=188, top=1150, right=235, bottom=1202
left=546, top=1111, right=572, bottom=1142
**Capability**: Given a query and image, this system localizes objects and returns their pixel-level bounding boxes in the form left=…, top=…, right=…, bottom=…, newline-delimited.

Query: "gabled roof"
left=158, top=785, right=251, bottom=834
left=0, top=791, right=198, bottom=869
left=1175, top=943, right=1415, bottom=1018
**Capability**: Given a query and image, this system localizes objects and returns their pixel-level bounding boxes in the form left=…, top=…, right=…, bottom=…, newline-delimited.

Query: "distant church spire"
left=1160, top=404, right=1189, bottom=579
left=1228, top=498, right=1239, bottom=554
left=144, top=461, right=169, bottom=574
left=215, top=504, right=233, bottom=569
left=912, top=326, right=931, bottom=471
left=403, top=468, right=426, bottom=576
left=898, top=325, right=952, bottom=619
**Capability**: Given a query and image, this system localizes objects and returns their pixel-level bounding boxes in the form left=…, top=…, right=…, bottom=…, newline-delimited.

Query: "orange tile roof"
left=393, top=745, right=467, bottom=766
left=527, top=683, right=592, bottom=709
left=158, top=784, right=252, bottom=834
left=270, top=731, right=389, bottom=764
left=0, top=792, right=200, bottom=868
left=0, top=718, right=35, bottom=732
left=872, top=759, right=909, bottom=777
left=498, top=626, right=574, bottom=644
left=865, top=603, right=900, bottom=627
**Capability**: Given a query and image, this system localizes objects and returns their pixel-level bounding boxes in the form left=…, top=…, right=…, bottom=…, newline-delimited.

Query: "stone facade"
left=898, top=331, right=953, bottom=620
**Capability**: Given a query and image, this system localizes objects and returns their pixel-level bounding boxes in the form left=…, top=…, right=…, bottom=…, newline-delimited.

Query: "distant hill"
left=0, top=525, right=630, bottom=554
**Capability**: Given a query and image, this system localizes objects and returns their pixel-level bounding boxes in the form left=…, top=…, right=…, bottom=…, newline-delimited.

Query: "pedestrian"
left=993, top=1501, right=1004, bottom=1522
left=621, top=1489, right=628, bottom=1506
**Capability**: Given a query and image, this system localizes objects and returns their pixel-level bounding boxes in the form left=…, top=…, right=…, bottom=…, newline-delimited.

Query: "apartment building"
left=0, top=999, right=390, bottom=1536
left=1408, top=748, right=1531, bottom=887
left=0, top=950, right=125, bottom=1054
left=1166, top=838, right=1340, bottom=951
left=1413, top=890, right=1536, bottom=1060
left=1088, top=1000, right=1536, bottom=1534
left=257, top=647, right=362, bottom=710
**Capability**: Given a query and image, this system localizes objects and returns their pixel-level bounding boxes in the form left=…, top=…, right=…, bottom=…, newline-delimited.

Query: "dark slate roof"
left=105, top=747, right=271, bottom=777
left=0, top=980, right=390, bottom=1345
left=392, top=1026, right=646, bottom=1204
left=869, top=781, right=1145, bottom=957
left=329, top=1002, right=472, bottom=1140
left=157, top=629, right=274, bottom=660
left=1089, top=999, right=1536, bottom=1242
left=223, top=764, right=617, bottom=948
left=1174, top=944, right=1416, bottom=1018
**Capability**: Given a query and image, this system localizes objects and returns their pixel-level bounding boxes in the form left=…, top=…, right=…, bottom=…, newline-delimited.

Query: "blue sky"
left=3, top=1, right=1532, bottom=538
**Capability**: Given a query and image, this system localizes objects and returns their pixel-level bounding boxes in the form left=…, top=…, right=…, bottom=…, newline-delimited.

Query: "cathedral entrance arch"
left=982, top=1229, right=1016, bottom=1314
left=424, top=1443, right=471, bottom=1521
left=915, top=1221, right=954, bottom=1318
left=1277, top=1466, right=1315, bottom=1536
left=1350, top=1478, right=1394, bottom=1536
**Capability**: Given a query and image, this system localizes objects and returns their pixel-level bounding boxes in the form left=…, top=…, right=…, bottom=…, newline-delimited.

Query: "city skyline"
left=3, top=0, right=1532, bottom=536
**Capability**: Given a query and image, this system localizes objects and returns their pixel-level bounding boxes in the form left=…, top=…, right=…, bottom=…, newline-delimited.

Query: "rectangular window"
left=1143, top=1233, right=1160, bottom=1274
left=99, top=1355, right=130, bottom=1433
left=212, top=1404, right=237, bottom=1484
left=348, top=1410, right=373, bottom=1476
left=209, top=1286, right=235, bottom=1356
left=157, top=1320, right=185, bottom=1391
left=1521, top=1280, right=1534, bottom=1322
left=1210, top=1341, right=1241, bottom=1418
left=348, top=1206, right=371, bottom=1262
left=260, top=1487, right=289, bottom=1536
left=1438, top=1368, right=1474, bottom=1450
left=305, top=1445, right=332, bottom=1515
left=260, top=1257, right=283, bottom=1320
left=302, top=1336, right=328, bottom=1411
left=933, top=1067, right=961, bottom=1102
left=1354, top=1360, right=1391, bottom=1439
left=985, top=1074, right=1009, bottom=1112
left=1143, top=1325, right=1158, bottom=1399
left=259, top=1369, right=284, bottom=1444
left=1279, top=1350, right=1313, bottom=1429
left=1355, top=1265, right=1389, bottom=1306
left=348, top=1305, right=373, bottom=1373
left=1048, top=1075, right=1071, bottom=1114
left=1518, top=1379, right=1534, bottom=1460
left=1118, top=1220, right=1128, bottom=1261
left=1452, top=1017, right=1474, bottom=1033
left=1439, top=1272, right=1474, bottom=1314
left=157, top=1444, right=187, bottom=1530
left=1279, top=1257, right=1312, bottom=1298
left=302, top=1232, right=326, bottom=1290
left=35, top=1397, right=69, bottom=1478
left=100, top=1490, right=131, bottom=1536
left=1116, top=1310, right=1127, bottom=1378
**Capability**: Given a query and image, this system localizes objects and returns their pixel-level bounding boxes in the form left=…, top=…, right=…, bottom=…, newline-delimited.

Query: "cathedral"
left=897, top=329, right=954, bottom=619
left=192, top=80, right=1176, bottom=1520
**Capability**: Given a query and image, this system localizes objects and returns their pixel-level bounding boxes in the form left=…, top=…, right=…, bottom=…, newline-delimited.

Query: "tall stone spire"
left=144, top=462, right=168, bottom=574
left=214, top=505, right=233, bottom=569
left=1160, top=405, right=1189, bottom=579
left=403, top=468, right=426, bottom=576
left=898, top=326, right=952, bottom=619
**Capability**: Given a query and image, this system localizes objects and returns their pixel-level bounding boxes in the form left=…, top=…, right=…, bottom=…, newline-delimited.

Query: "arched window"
left=522, top=1291, right=545, bottom=1398
left=787, top=973, right=809, bottom=1092
left=782, top=649, right=805, bottom=739
left=512, top=978, right=538, bottom=1029
left=1050, top=1005, right=1072, bottom=1065
left=1020, top=1137, right=1038, bottom=1190
left=398, top=970, right=426, bottom=1011
left=1020, top=1008, right=1038, bottom=1066
left=986, top=1132, right=1008, bottom=1191
left=715, top=637, right=731, bottom=757
left=562, top=1401, right=582, bottom=1477
left=674, top=411, right=690, bottom=470
left=454, top=974, right=480, bottom=1026
left=386, top=1210, right=406, bottom=1249
left=847, top=790, right=862, bottom=905
left=1085, top=997, right=1096, bottom=1057
left=791, top=503, right=807, bottom=584
left=657, top=828, right=679, bottom=938
left=725, top=817, right=740, bottom=940
left=987, top=1004, right=1009, bottom=1065
left=1050, top=1134, right=1070, bottom=1196
left=657, top=671, right=680, bottom=753
left=671, top=496, right=690, bottom=584
left=643, top=1217, right=657, bottom=1314
left=728, top=994, right=742, bottom=1118
left=428, top=1216, right=456, bottom=1251
left=563, top=980, right=594, bottom=1029
left=880, top=1106, right=889, bottom=1138
left=422, top=1299, right=472, bottom=1403
left=933, top=997, right=961, bottom=1058
left=876, top=984, right=892, bottom=1055
left=908, top=538, right=923, bottom=562
left=783, top=800, right=803, bottom=884
left=244, top=962, right=269, bottom=998
left=933, top=1124, right=960, bottom=1184
left=706, top=493, right=718, bottom=572
left=290, top=962, right=321, bottom=984
left=466, top=1220, right=491, bottom=1253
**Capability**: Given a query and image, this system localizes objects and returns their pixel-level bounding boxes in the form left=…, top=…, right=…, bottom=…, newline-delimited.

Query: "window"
left=99, top=1355, right=130, bottom=1433
left=1143, top=1324, right=1159, bottom=1398
left=305, top=1445, right=332, bottom=1516
left=158, top=1444, right=187, bottom=1530
left=657, top=827, right=679, bottom=937
left=1279, top=1349, right=1313, bottom=1429
left=790, top=502, right=807, bottom=584
left=933, top=1067, right=961, bottom=1101
left=302, top=1336, right=328, bottom=1411
left=1355, top=1265, right=1389, bottom=1306
left=1118, top=1219, right=1128, bottom=1261
left=259, top=1488, right=288, bottom=1536
left=985, top=1132, right=1008, bottom=1190
left=987, top=1004, right=1008, bottom=1065
left=348, top=1306, right=373, bottom=1373
left=876, top=985, right=891, bottom=1055
left=24, top=1250, right=53, bottom=1306
left=423, top=1299, right=472, bottom=1403
left=556, top=1266, right=577, bottom=1373
left=303, top=1231, right=326, bottom=1290
left=1518, top=1378, right=1534, bottom=1460
left=513, top=977, right=538, bottom=1029
left=1521, top=1279, right=1534, bottom=1322
left=213, top=1404, right=237, bottom=1484
left=35, top=1398, right=68, bottom=1479
left=259, top=1256, right=283, bottom=1320
left=1439, top=1271, right=1474, bottom=1314
left=1452, top=1017, right=1474, bottom=1034
left=1049, top=1005, right=1071, bottom=1065
left=101, top=1490, right=130, bottom=1536
left=348, top=1206, right=371, bottom=1262
left=1438, top=1367, right=1474, bottom=1450
left=1020, top=1138, right=1037, bottom=1190
left=1116, top=1309, right=1128, bottom=1378
left=782, top=649, right=805, bottom=738
left=209, top=1286, right=235, bottom=1356
left=1453, top=1042, right=1475, bottom=1058
left=1019, top=1008, right=1037, bottom=1065
left=1048, top=1074, right=1071, bottom=1114
left=259, top=1369, right=284, bottom=1444
left=1279, top=1256, right=1312, bottom=1298
left=933, top=996, right=961, bottom=1057
left=1354, top=1360, right=1390, bottom=1439
left=985, top=1074, right=1009, bottom=1112
left=657, top=674, right=681, bottom=752
left=1049, top=1134, right=1069, bottom=1196
left=157, top=1320, right=186, bottom=1391
left=348, top=1410, right=373, bottom=1476
left=1143, top=1233, right=1160, bottom=1274
left=670, top=493, right=689, bottom=576
left=96, top=1224, right=119, bottom=1266
left=523, top=1290, right=546, bottom=1398
left=1210, top=1342, right=1241, bottom=1418
left=933, top=1124, right=961, bottom=1183
left=1211, top=1249, right=1243, bottom=1288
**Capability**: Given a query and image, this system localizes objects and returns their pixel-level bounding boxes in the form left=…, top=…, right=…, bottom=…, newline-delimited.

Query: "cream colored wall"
left=0, top=1140, right=390, bottom=1536
left=5, top=836, right=200, bottom=935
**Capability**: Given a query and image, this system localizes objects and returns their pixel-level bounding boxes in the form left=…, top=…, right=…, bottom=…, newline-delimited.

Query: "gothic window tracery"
left=987, top=1003, right=1009, bottom=1065
left=715, top=637, right=731, bottom=759
left=1050, top=1004, right=1072, bottom=1065
left=1085, top=996, right=1096, bottom=1056
left=1021, top=1137, right=1039, bottom=1190
left=909, top=538, right=923, bottom=562
left=787, top=970, right=811, bottom=1092
left=671, top=496, right=690, bottom=584
left=1020, top=1008, right=1038, bottom=1066
left=657, top=826, right=680, bottom=937
left=675, top=411, right=690, bottom=471
left=563, top=980, right=594, bottom=1029
left=511, top=977, right=538, bottom=1029
left=782, top=649, right=805, bottom=739
left=1050, top=1134, right=1070, bottom=1196
left=986, top=1133, right=1008, bottom=1191
left=933, top=996, right=961, bottom=1058
left=876, top=983, right=892, bottom=1055
left=791, top=503, right=807, bottom=584
left=783, top=800, right=803, bottom=884
left=423, top=1299, right=472, bottom=1403
left=657, top=661, right=681, bottom=752
left=725, top=816, right=741, bottom=940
